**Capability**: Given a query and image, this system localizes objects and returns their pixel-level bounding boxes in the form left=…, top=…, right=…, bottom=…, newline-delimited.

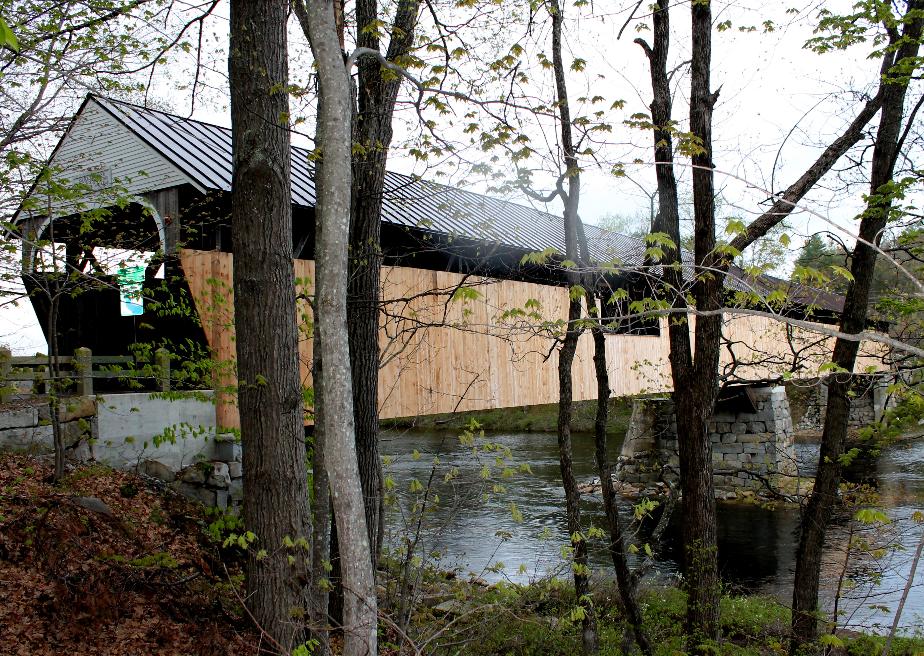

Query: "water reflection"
left=381, top=429, right=924, bottom=632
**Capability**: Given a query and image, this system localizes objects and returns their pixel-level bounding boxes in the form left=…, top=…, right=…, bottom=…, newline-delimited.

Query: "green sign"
left=117, top=266, right=145, bottom=316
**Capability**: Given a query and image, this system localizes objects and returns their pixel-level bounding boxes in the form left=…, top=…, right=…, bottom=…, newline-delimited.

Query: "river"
left=381, top=428, right=924, bottom=634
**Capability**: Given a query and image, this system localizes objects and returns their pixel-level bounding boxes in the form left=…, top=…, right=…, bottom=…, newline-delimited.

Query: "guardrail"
left=0, top=346, right=171, bottom=396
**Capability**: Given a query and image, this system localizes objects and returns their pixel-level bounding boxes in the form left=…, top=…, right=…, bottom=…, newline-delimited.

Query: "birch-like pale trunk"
left=300, top=1, right=378, bottom=653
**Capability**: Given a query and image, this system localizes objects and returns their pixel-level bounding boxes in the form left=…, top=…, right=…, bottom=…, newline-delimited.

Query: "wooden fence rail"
left=0, top=346, right=171, bottom=396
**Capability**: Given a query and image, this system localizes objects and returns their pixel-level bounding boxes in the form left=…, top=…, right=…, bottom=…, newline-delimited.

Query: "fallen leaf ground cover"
left=0, top=453, right=260, bottom=656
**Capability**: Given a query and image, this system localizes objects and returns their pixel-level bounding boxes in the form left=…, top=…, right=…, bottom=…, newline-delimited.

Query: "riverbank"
left=399, top=568, right=924, bottom=656
left=382, top=397, right=634, bottom=436
left=1, top=453, right=921, bottom=655
left=382, top=383, right=822, bottom=437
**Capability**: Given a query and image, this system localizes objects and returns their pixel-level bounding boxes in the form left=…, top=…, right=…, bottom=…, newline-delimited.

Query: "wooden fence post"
left=155, top=348, right=171, bottom=392
left=32, top=366, right=47, bottom=395
left=0, top=346, right=11, bottom=402
left=74, top=347, right=93, bottom=396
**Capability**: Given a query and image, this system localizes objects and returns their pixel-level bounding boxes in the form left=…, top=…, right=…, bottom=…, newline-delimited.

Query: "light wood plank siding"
left=32, top=100, right=194, bottom=218
left=180, top=249, right=887, bottom=429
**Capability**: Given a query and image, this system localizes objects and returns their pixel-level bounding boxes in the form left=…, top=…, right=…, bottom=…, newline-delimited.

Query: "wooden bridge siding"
left=179, top=249, right=885, bottom=429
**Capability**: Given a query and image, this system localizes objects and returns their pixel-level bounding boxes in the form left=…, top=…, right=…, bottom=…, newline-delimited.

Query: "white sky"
left=2, top=0, right=920, bottom=353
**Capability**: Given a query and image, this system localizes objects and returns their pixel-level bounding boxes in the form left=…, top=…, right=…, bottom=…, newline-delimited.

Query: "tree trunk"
left=638, top=0, right=721, bottom=644
left=589, top=306, right=652, bottom=656
left=549, top=0, right=597, bottom=650
left=558, top=296, right=598, bottom=654
left=311, top=314, right=332, bottom=656
left=791, top=7, right=923, bottom=647
left=228, top=0, right=311, bottom=649
left=682, top=0, right=722, bottom=643
left=48, top=288, right=65, bottom=483
left=301, top=0, right=379, bottom=652
left=349, top=0, right=419, bottom=565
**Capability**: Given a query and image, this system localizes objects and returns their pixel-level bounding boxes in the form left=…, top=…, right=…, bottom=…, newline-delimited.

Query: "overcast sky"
left=3, top=0, right=919, bottom=353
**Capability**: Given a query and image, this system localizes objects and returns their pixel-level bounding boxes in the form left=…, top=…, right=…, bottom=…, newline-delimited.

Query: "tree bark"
left=791, top=6, right=924, bottom=648
left=682, top=0, right=722, bottom=643
left=557, top=296, right=597, bottom=653
left=349, top=0, right=420, bottom=565
left=549, top=0, right=597, bottom=651
left=589, top=306, right=652, bottom=656
left=47, top=288, right=65, bottom=483
left=638, top=0, right=720, bottom=644
left=228, top=0, right=311, bottom=649
left=301, top=0, right=378, bottom=653
left=311, top=312, right=331, bottom=656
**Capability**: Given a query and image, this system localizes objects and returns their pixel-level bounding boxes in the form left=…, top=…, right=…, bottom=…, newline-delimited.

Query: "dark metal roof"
left=92, top=95, right=648, bottom=267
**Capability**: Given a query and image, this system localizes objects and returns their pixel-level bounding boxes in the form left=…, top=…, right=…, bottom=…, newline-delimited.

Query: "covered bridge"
left=14, top=95, right=885, bottom=431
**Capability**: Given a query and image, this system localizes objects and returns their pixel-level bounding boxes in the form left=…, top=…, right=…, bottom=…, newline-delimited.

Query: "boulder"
left=139, top=459, right=175, bottom=482
left=171, top=481, right=216, bottom=506
left=58, top=397, right=96, bottom=422
left=213, top=435, right=241, bottom=462
left=227, top=461, right=242, bottom=479
left=207, top=462, right=231, bottom=488
left=179, top=465, right=207, bottom=485
left=73, top=496, right=113, bottom=516
left=0, top=407, right=38, bottom=430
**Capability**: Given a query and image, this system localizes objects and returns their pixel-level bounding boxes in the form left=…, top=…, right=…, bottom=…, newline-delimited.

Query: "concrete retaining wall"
left=0, top=392, right=238, bottom=508
left=0, top=397, right=96, bottom=459
left=94, top=392, right=216, bottom=470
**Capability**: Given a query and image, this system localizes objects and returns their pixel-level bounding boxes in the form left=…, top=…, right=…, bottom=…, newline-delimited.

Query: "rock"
left=0, top=407, right=38, bottom=430
left=61, top=420, right=91, bottom=446
left=213, top=435, right=241, bottom=462
left=171, top=481, right=217, bottom=506
left=433, top=599, right=466, bottom=614
left=229, top=478, right=243, bottom=501
left=208, top=462, right=231, bottom=488
left=58, top=397, right=96, bottom=422
left=73, top=496, right=113, bottom=516
left=179, top=465, right=207, bottom=485
left=70, top=439, right=93, bottom=463
left=139, top=459, right=175, bottom=482
left=215, top=489, right=229, bottom=510
left=227, top=461, right=242, bottom=479
left=0, top=425, right=53, bottom=451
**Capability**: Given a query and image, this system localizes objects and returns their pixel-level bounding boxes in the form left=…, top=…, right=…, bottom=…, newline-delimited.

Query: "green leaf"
left=830, top=265, right=854, bottom=282
left=0, top=16, right=19, bottom=52
left=819, top=634, right=844, bottom=648
left=854, top=508, right=890, bottom=525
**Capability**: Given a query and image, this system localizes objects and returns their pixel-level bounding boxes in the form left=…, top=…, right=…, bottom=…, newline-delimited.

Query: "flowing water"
left=381, top=428, right=924, bottom=633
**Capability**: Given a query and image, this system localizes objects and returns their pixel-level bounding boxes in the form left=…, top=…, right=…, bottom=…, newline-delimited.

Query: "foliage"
left=400, top=578, right=798, bottom=656
left=792, top=235, right=848, bottom=293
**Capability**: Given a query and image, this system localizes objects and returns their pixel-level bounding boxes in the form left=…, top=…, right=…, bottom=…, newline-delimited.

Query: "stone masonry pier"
left=616, top=385, right=797, bottom=494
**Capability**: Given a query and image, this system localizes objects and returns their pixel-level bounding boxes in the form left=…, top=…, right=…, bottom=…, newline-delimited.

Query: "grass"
left=398, top=576, right=924, bottom=656
left=383, top=396, right=635, bottom=437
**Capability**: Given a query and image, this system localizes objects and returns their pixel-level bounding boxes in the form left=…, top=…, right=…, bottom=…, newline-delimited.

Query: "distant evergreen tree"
left=792, top=234, right=849, bottom=293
